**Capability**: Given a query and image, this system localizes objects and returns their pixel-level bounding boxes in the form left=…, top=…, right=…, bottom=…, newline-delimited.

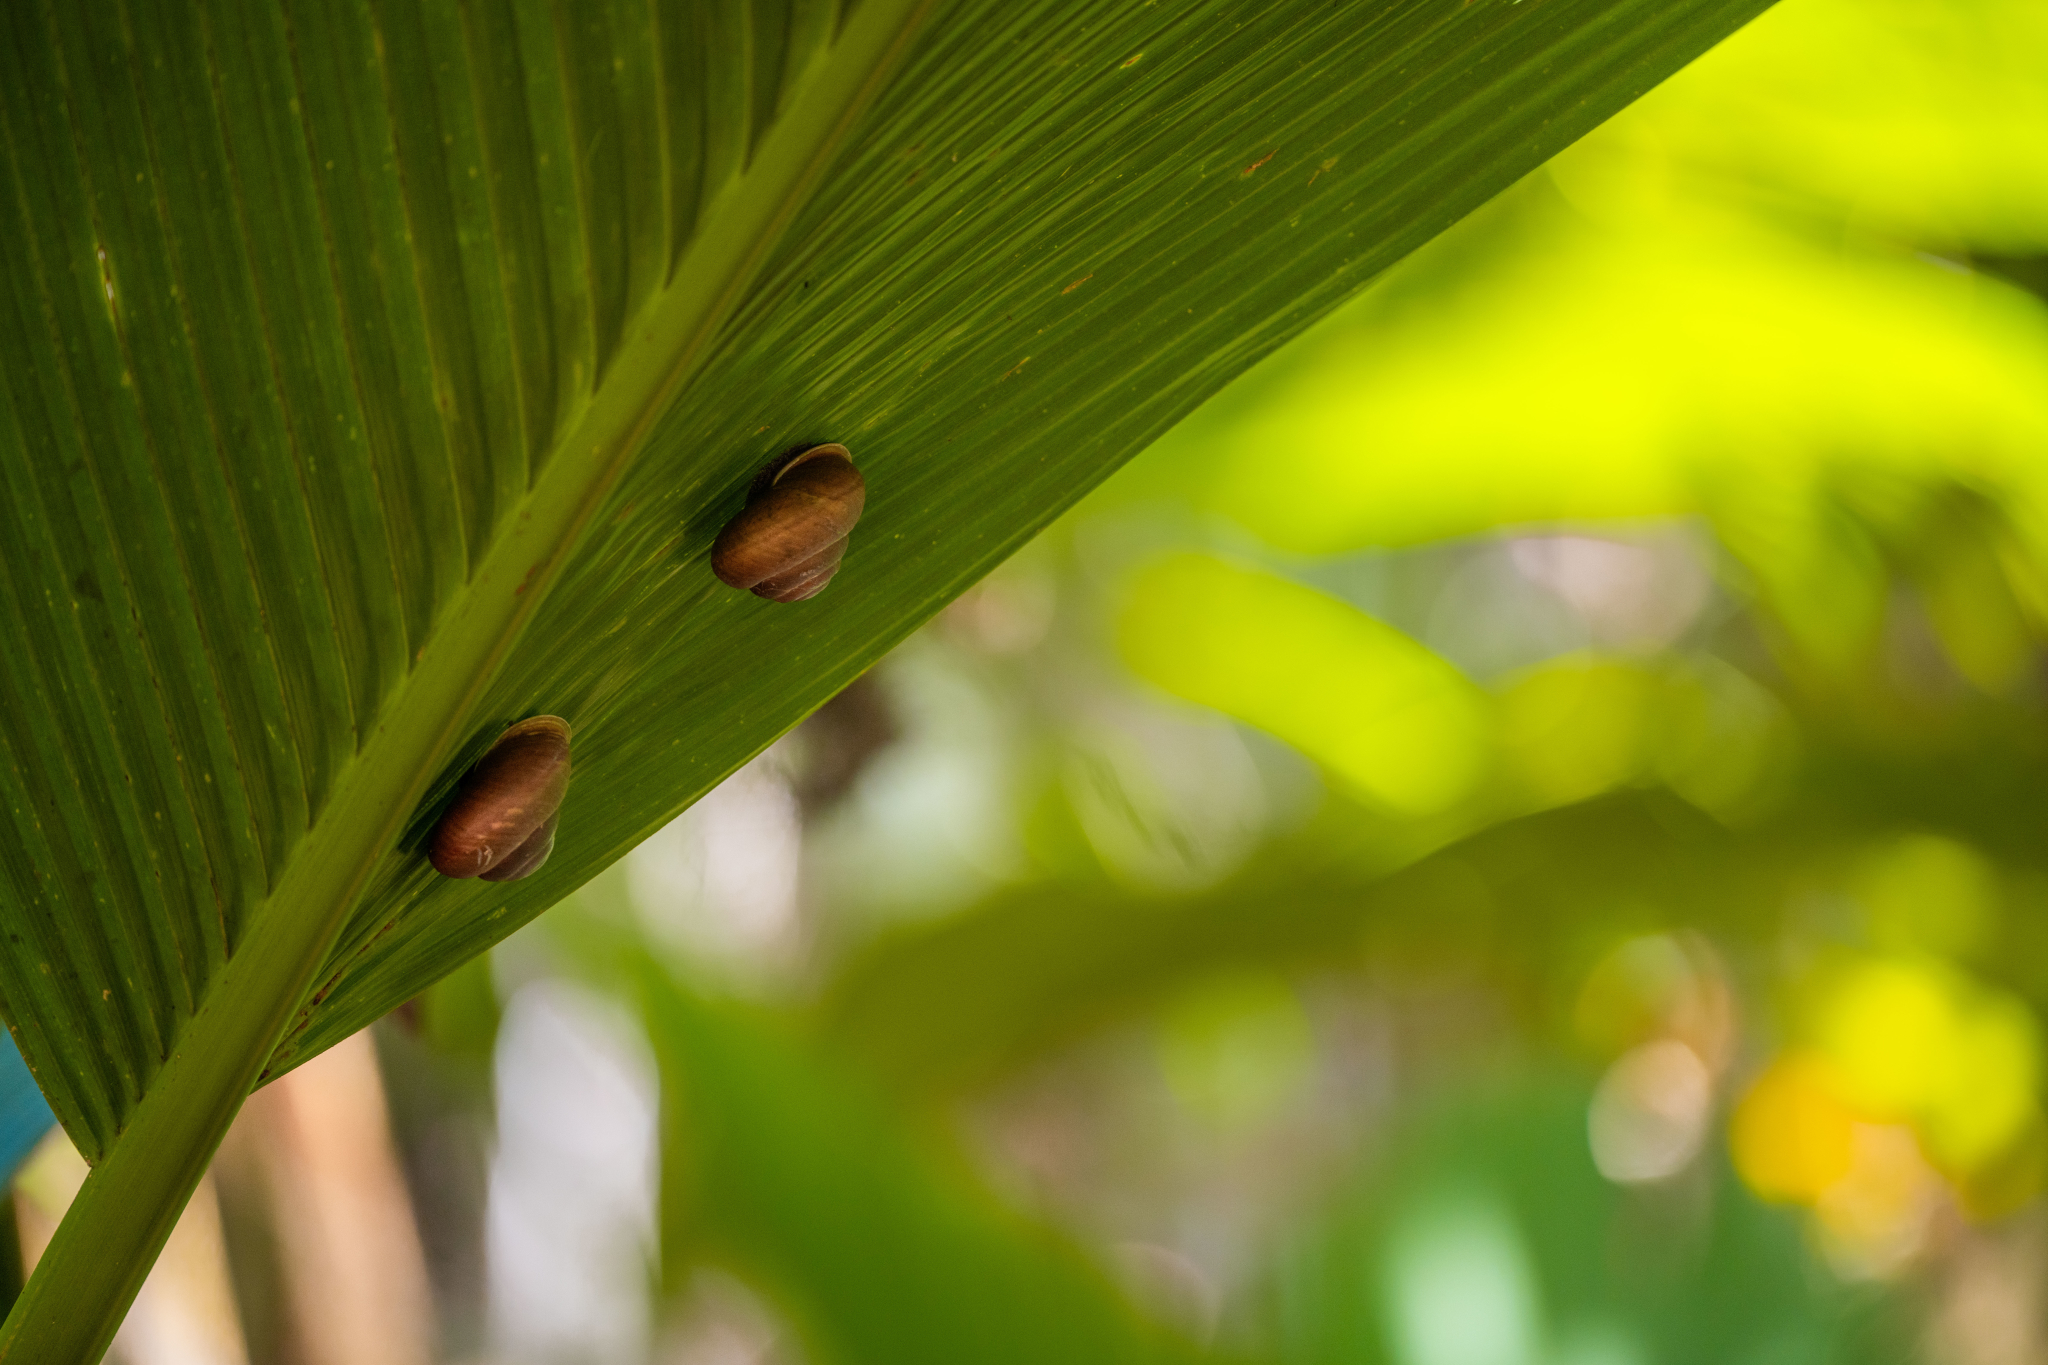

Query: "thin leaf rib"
left=0, top=6, right=239, bottom=1138
left=60, top=1, right=309, bottom=1000
left=61, top=0, right=311, bottom=907
left=124, top=0, right=351, bottom=856
left=366, top=0, right=507, bottom=572
left=284, top=0, right=466, bottom=657
left=204, top=0, right=413, bottom=742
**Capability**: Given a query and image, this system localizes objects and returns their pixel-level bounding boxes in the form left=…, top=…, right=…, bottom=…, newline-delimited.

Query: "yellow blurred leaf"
left=1497, top=657, right=1658, bottom=806
left=1809, top=956, right=2042, bottom=1176
left=1813, top=958, right=1966, bottom=1119
left=1117, top=555, right=1489, bottom=814
left=1923, top=994, right=2040, bottom=1174
left=1585, top=0, right=2048, bottom=249
left=1192, top=217, right=2048, bottom=558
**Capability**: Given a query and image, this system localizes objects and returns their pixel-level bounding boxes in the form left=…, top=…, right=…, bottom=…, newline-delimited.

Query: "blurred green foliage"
left=641, top=965, right=1214, bottom=1365
left=1269, top=1083, right=1907, bottom=1365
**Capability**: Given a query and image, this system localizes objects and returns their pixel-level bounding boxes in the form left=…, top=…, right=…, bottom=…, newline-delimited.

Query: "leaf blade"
left=0, top=0, right=1773, bottom=1353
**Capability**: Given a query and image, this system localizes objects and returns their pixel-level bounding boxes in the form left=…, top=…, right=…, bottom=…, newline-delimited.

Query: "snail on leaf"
left=711, top=443, right=866, bottom=602
left=428, top=716, right=571, bottom=882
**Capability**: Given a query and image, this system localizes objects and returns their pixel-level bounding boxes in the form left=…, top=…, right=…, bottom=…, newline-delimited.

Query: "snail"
left=711, top=443, right=865, bottom=601
left=428, top=715, right=571, bottom=881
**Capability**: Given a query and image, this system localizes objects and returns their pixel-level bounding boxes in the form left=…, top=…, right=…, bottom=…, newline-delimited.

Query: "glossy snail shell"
left=710, top=443, right=865, bottom=602
left=428, top=716, right=571, bottom=881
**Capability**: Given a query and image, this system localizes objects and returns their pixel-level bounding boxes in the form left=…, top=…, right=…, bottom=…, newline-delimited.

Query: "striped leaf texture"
left=0, top=0, right=1769, bottom=1163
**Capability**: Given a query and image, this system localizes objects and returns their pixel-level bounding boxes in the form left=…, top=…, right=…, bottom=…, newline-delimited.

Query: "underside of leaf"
left=0, top=0, right=1771, bottom=1356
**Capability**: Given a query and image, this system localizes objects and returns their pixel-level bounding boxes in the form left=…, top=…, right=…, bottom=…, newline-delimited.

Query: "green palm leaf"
left=0, top=0, right=1768, bottom=1354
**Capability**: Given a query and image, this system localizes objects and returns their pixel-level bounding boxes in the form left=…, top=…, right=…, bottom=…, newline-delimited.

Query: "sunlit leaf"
left=1586, top=0, right=2048, bottom=249
left=1175, top=215, right=2048, bottom=556
left=1806, top=956, right=2042, bottom=1176
left=1118, top=555, right=1489, bottom=814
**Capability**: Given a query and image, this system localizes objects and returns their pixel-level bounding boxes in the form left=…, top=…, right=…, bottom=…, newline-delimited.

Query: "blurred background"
left=15, top=0, right=2048, bottom=1359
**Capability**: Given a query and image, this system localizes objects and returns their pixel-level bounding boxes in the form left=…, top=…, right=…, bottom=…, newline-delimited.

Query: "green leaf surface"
left=0, top=0, right=1771, bottom=1352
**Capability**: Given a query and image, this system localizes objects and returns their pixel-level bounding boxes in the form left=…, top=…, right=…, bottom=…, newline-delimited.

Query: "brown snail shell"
left=479, top=811, right=558, bottom=883
left=710, top=444, right=865, bottom=602
left=428, top=716, right=571, bottom=880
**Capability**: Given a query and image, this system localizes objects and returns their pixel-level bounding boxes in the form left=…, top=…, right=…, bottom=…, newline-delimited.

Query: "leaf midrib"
left=245, top=0, right=935, bottom=1091
left=0, top=1, right=935, bottom=1356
